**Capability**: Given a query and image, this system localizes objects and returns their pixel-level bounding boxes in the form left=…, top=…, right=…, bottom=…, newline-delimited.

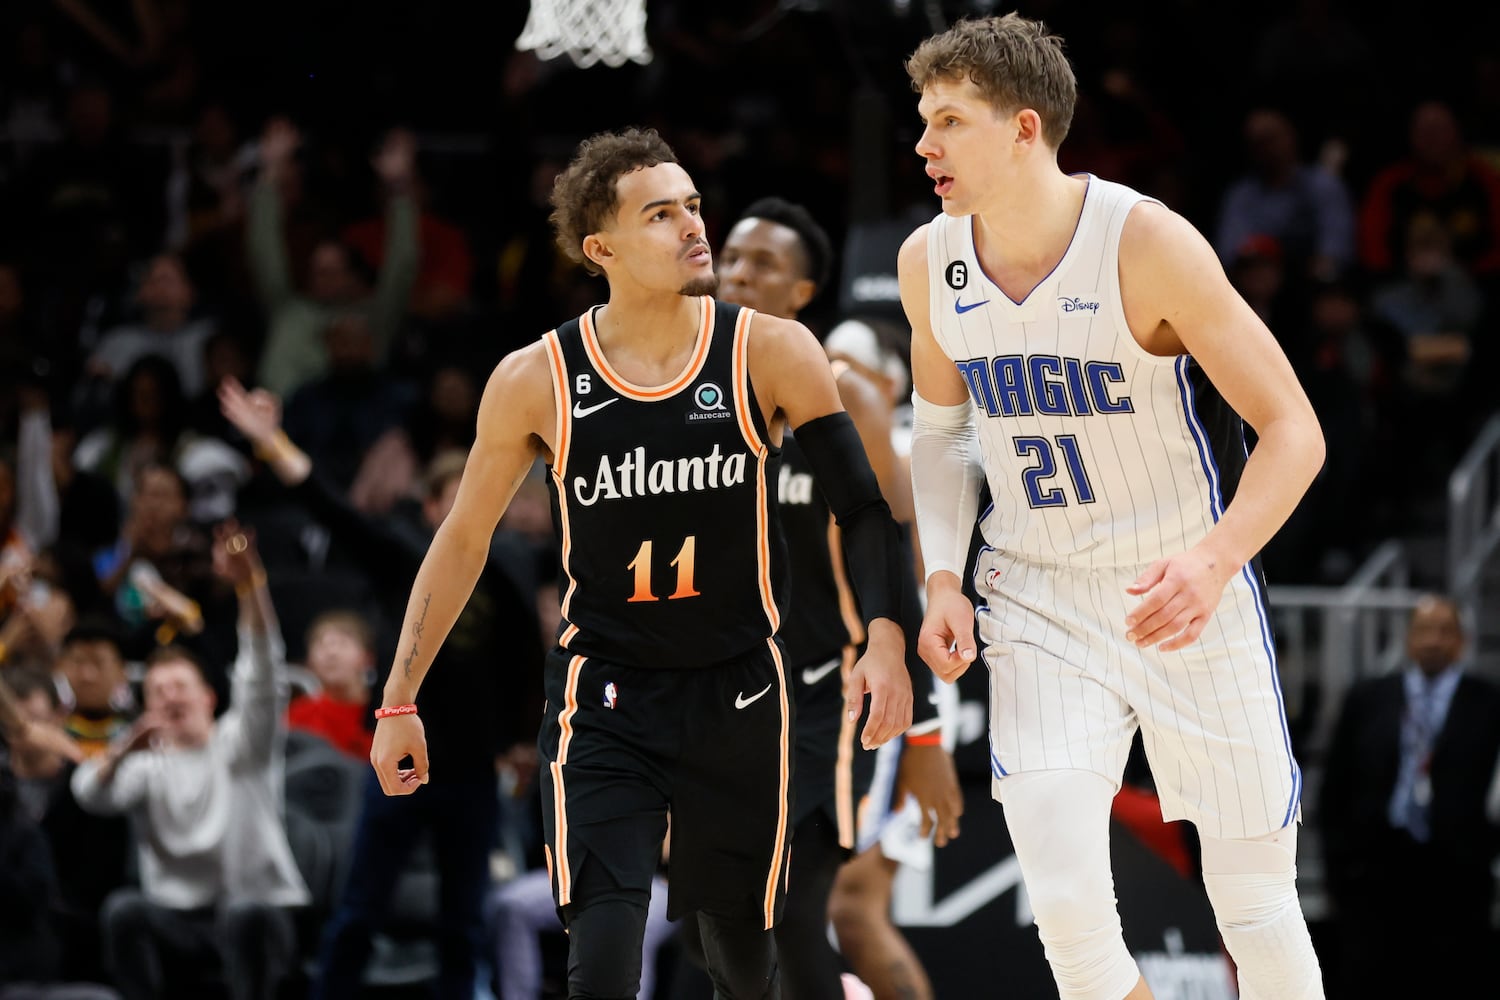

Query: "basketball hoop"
left=516, top=0, right=653, bottom=69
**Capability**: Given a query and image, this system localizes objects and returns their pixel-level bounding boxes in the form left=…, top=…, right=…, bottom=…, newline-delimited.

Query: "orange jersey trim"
left=549, top=655, right=586, bottom=906
left=543, top=330, right=570, bottom=471
left=834, top=645, right=859, bottom=849
left=581, top=296, right=714, bottom=400
left=545, top=330, right=581, bottom=620
left=733, top=310, right=779, bottom=634
left=762, top=638, right=792, bottom=928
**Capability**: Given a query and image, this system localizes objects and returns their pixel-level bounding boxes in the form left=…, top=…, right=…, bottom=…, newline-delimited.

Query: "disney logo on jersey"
left=955, top=354, right=1134, bottom=419
left=687, top=381, right=734, bottom=423
left=1058, top=295, right=1101, bottom=314
left=573, top=443, right=748, bottom=506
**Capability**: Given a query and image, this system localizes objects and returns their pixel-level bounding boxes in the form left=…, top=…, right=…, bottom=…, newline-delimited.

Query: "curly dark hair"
left=549, top=127, right=680, bottom=277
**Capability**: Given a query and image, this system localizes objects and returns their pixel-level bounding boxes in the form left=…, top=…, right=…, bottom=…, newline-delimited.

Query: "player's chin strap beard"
left=680, top=274, right=719, bottom=297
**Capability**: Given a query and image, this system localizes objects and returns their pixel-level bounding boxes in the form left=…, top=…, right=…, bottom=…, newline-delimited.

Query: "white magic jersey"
left=926, top=175, right=1244, bottom=569
left=929, top=178, right=1301, bottom=839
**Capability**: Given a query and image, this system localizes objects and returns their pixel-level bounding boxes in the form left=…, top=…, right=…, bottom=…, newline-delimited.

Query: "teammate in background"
left=716, top=197, right=963, bottom=999
left=900, top=14, right=1326, bottom=1000
left=368, top=127, right=914, bottom=1000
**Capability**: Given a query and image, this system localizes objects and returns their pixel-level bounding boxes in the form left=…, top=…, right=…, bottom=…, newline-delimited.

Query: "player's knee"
left=828, top=865, right=887, bottom=943
left=1028, top=870, right=1121, bottom=942
left=698, top=912, right=779, bottom=1000
left=1199, top=825, right=1300, bottom=929
left=563, top=896, right=648, bottom=999
left=1021, top=841, right=1139, bottom=998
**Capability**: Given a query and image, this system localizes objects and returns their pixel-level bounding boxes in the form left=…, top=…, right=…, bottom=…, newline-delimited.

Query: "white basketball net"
left=516, top=0, right=653, bottom=69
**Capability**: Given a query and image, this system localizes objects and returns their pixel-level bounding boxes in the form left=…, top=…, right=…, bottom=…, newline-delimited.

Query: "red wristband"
left=905, top=731, right=942, bottom=747
left=374, top=704, right=419, bottom=719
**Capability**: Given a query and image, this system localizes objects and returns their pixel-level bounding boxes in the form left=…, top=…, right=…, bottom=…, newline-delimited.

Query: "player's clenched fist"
left=918, top=572, right=978, bottom=682
left=370, top=712, right=430, bottom=796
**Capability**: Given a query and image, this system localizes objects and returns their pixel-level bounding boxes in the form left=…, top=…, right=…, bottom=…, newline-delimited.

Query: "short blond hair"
left=906, top=13, right=1077, bottom=148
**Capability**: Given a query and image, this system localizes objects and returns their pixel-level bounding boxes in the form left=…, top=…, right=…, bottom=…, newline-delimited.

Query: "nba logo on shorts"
left=603, top=682, right=618, bottom=709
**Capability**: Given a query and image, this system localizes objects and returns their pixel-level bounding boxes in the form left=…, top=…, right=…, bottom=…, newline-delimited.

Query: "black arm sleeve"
left=898, top=523, right=940, bottom=729
left=792, top=411, right=906, bottom=630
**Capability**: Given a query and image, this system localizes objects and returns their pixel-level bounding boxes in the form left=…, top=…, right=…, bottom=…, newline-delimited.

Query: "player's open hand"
left=1124, top=546, right=1236, bottom=652
left=896, top=742, right=964, bottom=847
left=918, top=574, right=977, bottom=682
left=370, top=713, right=430, bottom=795
left=846, top=620, right=913, bottom=750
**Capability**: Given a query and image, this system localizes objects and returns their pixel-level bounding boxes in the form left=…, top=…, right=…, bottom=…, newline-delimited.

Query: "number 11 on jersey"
left=627, top=536, right=700, bottom=602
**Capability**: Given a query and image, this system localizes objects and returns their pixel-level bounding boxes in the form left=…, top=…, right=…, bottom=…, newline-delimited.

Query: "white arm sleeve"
left=909, top=390, right=984, bottom=582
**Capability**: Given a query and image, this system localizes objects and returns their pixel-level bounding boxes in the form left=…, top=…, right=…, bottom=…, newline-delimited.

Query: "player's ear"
left=583, top=233, right=613, bottom=272
left=1015, top=108, right=1043, bottom=148
left=789, top=277, right=816, bottom=313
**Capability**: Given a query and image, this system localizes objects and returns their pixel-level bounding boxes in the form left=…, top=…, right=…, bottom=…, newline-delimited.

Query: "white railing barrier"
left=1267, top=540, right=1425, bottom=758
left=1448, top=413, right=1500, bottom=625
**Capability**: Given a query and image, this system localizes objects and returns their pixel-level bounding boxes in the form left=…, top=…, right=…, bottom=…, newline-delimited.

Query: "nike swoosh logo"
left=572, top=398, right=620, bottom=418
left=801, top=658, right=841, bottom=686
left=734, top=683, right=773, bottom=710
left=954, top=298, right=990, bottom=314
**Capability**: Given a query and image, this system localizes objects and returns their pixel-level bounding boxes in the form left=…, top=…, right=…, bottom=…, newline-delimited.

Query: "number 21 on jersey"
left=1014, top=434, right=1095, bottom=508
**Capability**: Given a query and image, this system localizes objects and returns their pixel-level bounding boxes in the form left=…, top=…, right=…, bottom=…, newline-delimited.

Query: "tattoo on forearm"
left=402, top=594, right=432, bottom=680
left=888, top=962, right=920, bottom=1000
left=413, top=594, right=430, bottom=638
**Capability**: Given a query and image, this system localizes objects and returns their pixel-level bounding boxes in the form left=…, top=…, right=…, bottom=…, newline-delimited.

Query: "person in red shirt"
left=285, top=609, right=375, bottom=759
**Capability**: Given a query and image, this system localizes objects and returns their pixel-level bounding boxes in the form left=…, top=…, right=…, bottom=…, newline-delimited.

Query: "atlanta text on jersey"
left=571, top=444, right=750, bottom=506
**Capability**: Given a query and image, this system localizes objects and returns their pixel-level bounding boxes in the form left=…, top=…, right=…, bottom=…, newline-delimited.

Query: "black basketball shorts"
left=538, top=639, right=795, bottom=928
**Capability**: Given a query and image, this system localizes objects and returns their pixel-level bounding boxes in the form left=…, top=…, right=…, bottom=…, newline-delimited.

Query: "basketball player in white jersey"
left=899, top=14, right=1327, bottom=1000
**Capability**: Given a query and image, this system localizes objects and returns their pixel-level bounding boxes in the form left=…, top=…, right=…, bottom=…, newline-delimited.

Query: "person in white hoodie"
left=72, top=521, right=308, bottom=1000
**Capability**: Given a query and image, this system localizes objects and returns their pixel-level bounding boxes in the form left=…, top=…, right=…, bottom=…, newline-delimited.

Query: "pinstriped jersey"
left=925, top=175, right=1249, bottom=568
left=543, top=296, right=788, bottom=669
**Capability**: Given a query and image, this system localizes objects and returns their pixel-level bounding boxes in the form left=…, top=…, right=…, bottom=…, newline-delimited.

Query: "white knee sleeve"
left=1199, top=826, right=1325, bottom=1000
left=999, top=771, right=1141, bottom=1000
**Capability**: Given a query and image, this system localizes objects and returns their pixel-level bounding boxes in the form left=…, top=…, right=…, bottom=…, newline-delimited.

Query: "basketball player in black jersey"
left=716, top=198, right=962, bottom=999
left=369, top=128, right=913, bottom=1000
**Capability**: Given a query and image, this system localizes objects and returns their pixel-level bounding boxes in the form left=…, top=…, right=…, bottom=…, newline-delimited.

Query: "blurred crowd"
left=1, top=0, right=1499, bottom=997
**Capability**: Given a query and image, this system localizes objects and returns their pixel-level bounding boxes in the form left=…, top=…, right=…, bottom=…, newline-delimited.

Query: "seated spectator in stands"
left=0, top=455, right=32, bottom=619
left=342, top=359, right=481, bottom=518
left=1369, top=213, right=1489, bottom=499
left=92, top=462, right=233, bottom=671
left=1369, top=213, right=1486, bottom=400
left=1, top=664, right=79, bottom=821
left=80, top=253, right=216, bottom=412
left=12, top=390, right=121, bottom=573
left=55, top=617, right=135, bottom=760
left=1214, top=106, right=1355, bottom=286
left=0, top=260, right=47, bottom=446
left=1, top=656, right=130, bottom=990
left=72, top=354, right=248, bottom=524
left=1318, top=594, right=1500, bottom=996
left=342, top=149, right=474, bottom=330
left=248, top=117, right=418, bottom=399
left=0, top=762, right=64, bottom=990
left=1359, top=99, right=1500, bottom=283
left=286, top=609, right=375, bottom=760
left=281, top=310, right=418, bottom=497
left=0, top=548, right=78, bottom=676
left=72, top=524, right=310, bottom=1000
